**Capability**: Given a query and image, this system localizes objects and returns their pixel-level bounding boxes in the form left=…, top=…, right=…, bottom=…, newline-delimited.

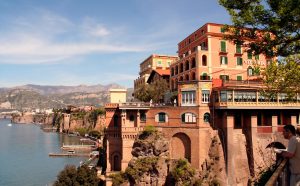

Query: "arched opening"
left=170, top=133, right=191, bottom=162
left=129, top=115, right=135, bottom=122
left=171, top=68, right=174, bottom=76
left=185, top=60, right=190, bottom=70
left=202, top=55, right=207, bottom=66
left=191, top=58, right=196, bottom=68
left=112, top=153, right=121, bottom=171
left=180, top=63, right=184, bottom=73
left=175, top=66, right=178, bottom=75
left=191, top=72, right=196, bottom=80
left=179, top=76, right=184, bottom=81
left=185, top=74, right=189, bottom=81
left=203, top=113, right=210, bottom=123
left=140, top=112, right=146, bottom=122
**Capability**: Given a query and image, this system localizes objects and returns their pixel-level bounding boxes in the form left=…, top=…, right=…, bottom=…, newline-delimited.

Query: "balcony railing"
left=215, top=101, right=300, bottom=108
left=265, top=158, right=289, bottom=186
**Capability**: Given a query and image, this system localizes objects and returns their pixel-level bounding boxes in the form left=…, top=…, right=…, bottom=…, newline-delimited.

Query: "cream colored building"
left=109, top=89, right=127, bottom=103
left=134, top=54, right=177, bottom=94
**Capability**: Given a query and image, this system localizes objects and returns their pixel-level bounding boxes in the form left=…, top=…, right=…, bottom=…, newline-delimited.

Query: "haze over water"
left=0, top=119, right=85, bottom=186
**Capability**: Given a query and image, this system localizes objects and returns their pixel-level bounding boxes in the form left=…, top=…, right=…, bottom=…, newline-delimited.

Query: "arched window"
left=181, top=113, right=197, bottom=123
left=203, top=113, right=210, bottom=123
left=202, top=55, right=207, bottom=66
left=247, top=66, right=254, bottom=76
left=179, top=76, right=184, bottom=81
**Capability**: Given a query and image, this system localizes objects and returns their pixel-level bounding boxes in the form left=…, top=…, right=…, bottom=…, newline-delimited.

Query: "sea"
left=0, top=119, right=86, bottom=186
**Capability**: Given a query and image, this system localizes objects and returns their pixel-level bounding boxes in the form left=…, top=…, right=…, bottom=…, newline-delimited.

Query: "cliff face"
left=12, top=114, right=53, bottom=124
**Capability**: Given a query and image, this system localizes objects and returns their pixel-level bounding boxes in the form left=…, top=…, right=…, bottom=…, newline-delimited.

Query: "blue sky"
left=0, top=0, right=231, bottom=88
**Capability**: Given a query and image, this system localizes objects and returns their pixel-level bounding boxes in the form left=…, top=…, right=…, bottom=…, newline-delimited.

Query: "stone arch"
left=170, top=133, right=191, bottom=162
left=111, top=152, right=121, bottom=171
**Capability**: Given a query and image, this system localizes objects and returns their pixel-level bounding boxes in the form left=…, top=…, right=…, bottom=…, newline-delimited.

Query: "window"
left=236, top=44, right=242, bottom=54
left=247, top=52, right=252, bottom=59
left=237, top=76, right=242, bottom=81
left=158, top=112, right=166, bottom=122
left=220, top=75, right=229, bottom=81
left=202, top=55, right=207, bottom=66
left=248, top=66, right=254, bottom=76
left=220, top=56, right=228, bottom=65
left=167, top=61, right=171, bottom=66
left=236, top=57, right=243, bottom=66
left=113, top=115, right=118, bottom=127
left=220, top=27, right=225, bottom=33
left=157, top=61, right=162, bottom=66
left=171, top=68, right=174, bottom=76
left=191, top=58, right=196, bottom=68
left=202, top=90, right=210, bottom=103
left=255, top=55, right=259, bottom=60
left=140, top=113, right=146, bottom=122
left=185, top=60, right=189, bottom=70
left=220, top=41, right=226, bottom=52
left=181, top=91, right=196, bottom=106
left=203, top=113, right=210, bottom=123
left=181, top=113, right=197, bottom=123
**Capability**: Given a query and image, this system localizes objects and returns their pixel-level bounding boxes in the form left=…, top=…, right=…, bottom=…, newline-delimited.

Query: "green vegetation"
left=71, top=111, right=86, bottom=120
left=262, top=55, right=300, bottom=100
left=110, top=157, right=159, bottom=185
left=170, top=159, right=196, bottom=186
left=134, top=78, right=169, bottom=103
left=253, top=164, right=276, bottom=186
left=139, top=125, right=157, bottom=140
left=219, top=0, right=300, bottom=57
left=54, top=165, right=99, bottom=186
left=88, top=130, right=102, bottom=139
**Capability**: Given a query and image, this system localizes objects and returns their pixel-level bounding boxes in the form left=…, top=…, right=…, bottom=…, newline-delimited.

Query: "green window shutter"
left=247, top=52, right=252, bottom=59
left=225, top=57, right=228, bottom=64
left=221, top=41, right=226, bottom=52
left=221, top=27, right=225, bottom=33
left=236, top=45, right=241, bottom=54
left=255, top=55, right=259, bottom=60
left=237, top=76, right=242, bottom=81
left=237, top=57, right=242, bottom=65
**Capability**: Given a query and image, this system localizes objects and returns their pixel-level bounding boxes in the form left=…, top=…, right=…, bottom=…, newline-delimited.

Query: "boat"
left=67, top=150, right=75, bottom=154
left=7, top=123, right=12, bottom=127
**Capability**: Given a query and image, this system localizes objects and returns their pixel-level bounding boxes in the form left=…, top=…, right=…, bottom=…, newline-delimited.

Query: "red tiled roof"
left=154, top=69, right=170, bottom=76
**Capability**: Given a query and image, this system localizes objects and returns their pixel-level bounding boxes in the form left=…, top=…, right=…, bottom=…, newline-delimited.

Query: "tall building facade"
left=105, top=23, right=300, bottom=185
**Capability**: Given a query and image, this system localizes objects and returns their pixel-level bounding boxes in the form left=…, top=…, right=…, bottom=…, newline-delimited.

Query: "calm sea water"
left=0, top=119, right=86, bottom=186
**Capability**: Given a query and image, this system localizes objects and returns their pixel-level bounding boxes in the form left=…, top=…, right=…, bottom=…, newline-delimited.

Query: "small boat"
left=67, top=150, right=75, bottom=154
left=7, top=123, right=12, bottom=127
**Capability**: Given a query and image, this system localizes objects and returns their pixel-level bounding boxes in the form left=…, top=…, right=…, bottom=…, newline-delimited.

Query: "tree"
left=262, top=55, right=300, bottom=99
left=219, top=0, right=300, bottom=58
left=54, top=165, right=99, bottom=186
left=134, top=78, right=169, bottom=103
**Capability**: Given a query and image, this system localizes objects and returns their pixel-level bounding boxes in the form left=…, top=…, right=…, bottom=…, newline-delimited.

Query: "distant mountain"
left=0, top=84, right=133, bottom=110
left=8, top=83, right=124, bottom=95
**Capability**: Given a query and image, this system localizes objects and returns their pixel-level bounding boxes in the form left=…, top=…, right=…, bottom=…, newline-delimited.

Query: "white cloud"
left=0, top=11, right=151, bottom=64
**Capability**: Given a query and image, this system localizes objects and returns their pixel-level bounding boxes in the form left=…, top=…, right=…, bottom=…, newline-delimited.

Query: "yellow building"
left=134, top=54, right=177, bottom=94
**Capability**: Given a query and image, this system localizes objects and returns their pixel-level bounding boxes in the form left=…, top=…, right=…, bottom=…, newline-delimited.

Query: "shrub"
left=54, top=165, right=98, bottom=186
left=139, top=125, right=157, bottom=139
left=109, top=171, right=127, bottom=186
left=89, top=130, right=101, bottom=139
left=125, top=157, right=158, bottom=182
left=170, top=159, right=196, bottom=186
left=75, top=127, right=89, bottom=137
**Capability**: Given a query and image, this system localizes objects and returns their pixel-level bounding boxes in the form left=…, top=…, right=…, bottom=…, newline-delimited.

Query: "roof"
left=147, top=69, right=170, bottom=84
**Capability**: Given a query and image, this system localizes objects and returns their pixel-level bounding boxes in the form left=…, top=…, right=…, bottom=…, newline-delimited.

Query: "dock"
left=61, top=144, right=96, bottom=150
left=49, top=153, right=90, bottom=157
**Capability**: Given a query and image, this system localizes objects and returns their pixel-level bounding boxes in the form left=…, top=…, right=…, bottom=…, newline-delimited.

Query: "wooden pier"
left=49, top=153, right=90, bottom=157
left=61, top=144, right=96, bottom=150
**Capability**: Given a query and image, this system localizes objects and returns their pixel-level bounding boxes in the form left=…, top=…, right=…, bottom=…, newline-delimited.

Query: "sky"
left=0, top=0, right=231, bottom=88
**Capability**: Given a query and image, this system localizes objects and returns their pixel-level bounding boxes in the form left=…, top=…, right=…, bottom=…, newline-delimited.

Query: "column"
left=251, top=115, right=258, bottom=177
left=272, top=115, right=278, bottom=132
left=291, top=115, right=297, bottom=127
left=136, top=110, right=140, bottom=127
left=224, top=112, right=236, bottom=185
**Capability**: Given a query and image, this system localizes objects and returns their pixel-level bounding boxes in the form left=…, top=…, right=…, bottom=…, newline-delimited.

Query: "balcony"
left=215, top=101, right=300, bottom=109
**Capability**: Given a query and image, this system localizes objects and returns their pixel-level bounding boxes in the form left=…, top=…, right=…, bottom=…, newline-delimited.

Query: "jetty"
left=61, top=144, right=96, bottom=150
left=49, top=153, right=90, bottom=157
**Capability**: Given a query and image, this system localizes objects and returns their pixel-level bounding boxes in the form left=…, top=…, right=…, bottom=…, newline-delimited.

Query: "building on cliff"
left=104, top=23, right=300, bottom=185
